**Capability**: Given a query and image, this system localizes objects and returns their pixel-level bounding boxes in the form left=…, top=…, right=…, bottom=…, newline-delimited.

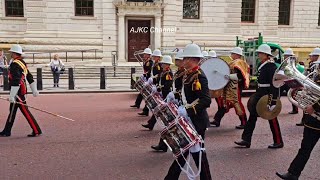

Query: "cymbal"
left=256, top=95, right=282, bottom=120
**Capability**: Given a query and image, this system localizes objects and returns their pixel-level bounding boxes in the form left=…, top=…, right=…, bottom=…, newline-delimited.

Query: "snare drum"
left=160, top=116, right=201, bottom=157
left=135, top=77, right=146, bottom=92
left=141, top=83, right=155, bottom=98
left=145, top=93, right=163, bottom=110
left=153, top=102, right=179, bottom=126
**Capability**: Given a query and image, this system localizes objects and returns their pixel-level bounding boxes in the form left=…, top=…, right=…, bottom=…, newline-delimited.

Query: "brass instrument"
left=273, top=56, right=320, bottom=120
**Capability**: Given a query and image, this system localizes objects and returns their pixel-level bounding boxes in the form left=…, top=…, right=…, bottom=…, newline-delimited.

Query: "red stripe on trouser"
left=237, top=87, right=247, bottom=125
left=272, top=118, right=281, bottom=144
left=18, top=99, right=39, bottom=134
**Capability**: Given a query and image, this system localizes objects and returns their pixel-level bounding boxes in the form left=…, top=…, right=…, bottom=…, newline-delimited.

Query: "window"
left=278, top=0, right=291, bottom=25
left=75, top=0, right=94, bottom=16
left=241, top=0, right=255, bottom=23
left=183, top=0, right=200, bottom=19
left=318, top=4, right=320, bottom=26
left=5, top=0, right=24, bottom=17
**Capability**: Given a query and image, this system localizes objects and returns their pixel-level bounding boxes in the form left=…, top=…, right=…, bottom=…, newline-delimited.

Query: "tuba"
left=273, top=56, right=320, bottom=120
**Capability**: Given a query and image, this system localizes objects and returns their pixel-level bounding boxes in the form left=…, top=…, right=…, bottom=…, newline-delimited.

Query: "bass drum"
left=200, top=57, right=230, bottom=90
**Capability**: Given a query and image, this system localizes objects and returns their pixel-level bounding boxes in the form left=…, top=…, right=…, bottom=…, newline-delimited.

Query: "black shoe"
left=27, top=132, right=42, bottom=137
left=151, top=145, right=167, bottom=152
left=289, top=111, right=298, bottom=114
left=234, top=140, right=251, bottom=148
left=210, top=121, right=220, bottom=127
left=0, top=131, right=11, bottom=137
left=138, top=112, right=149, bottom=116
left=296, top=122, right=304, bottom=126
left=276, top=172, right=298, bottom=180
left=235, top=125, right=245, bottom=129
left=268, top=143, right=284, bottom=149
left=130, top=104, right=140, bottom=109
left=57, top=84, right=59, bottom=87
left=141, top=124, right=153, bottom=130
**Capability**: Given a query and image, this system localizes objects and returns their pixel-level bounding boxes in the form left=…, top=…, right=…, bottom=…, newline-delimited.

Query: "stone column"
left=118, top=13, right=126, bottom=61
left=154, top=15, right=161, bottom=50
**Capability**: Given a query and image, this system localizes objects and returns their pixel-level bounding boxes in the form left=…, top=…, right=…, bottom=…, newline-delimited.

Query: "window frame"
left=241, top=0, right=256, bottom=23
left=278, top=0, right=291, bottom=25
left=74, top=0, right=94, bottom=17
left=182, top=0, right=201, bottom=20
left=4, top=0, right=24, bottom=17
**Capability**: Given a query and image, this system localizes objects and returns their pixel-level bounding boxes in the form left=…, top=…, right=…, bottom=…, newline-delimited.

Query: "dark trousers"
left=241, top=115, right=283, bottom=144
left=164, top=131, right=212, bottom=180
left=2, top=95, right=42, bottom=135
left=134, top=94, right=143, bottom=107
left=292, top=104, right=298, bottom=112
left=147, top=115, right=157, bottom=128
left=53, top=72, right=60, bottom=85
left=288, top=126, right=320, bottom=177
left=142, top=105, right=149, bottom=114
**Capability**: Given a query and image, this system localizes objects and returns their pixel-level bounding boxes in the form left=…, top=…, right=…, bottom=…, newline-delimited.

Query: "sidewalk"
left=0, top=78, right=137, bottom=94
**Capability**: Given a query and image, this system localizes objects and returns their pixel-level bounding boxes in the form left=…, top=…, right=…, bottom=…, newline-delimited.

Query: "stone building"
left=0, top=0, right=319, bottom=63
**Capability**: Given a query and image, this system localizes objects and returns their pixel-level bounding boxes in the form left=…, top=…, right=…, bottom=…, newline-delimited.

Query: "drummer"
left=164, top=43, right=212, bottom=180
left=138, top=49, right=163, bottom=116
left=141, top=55, right=174, bottom=131
left=150, top=49, right=186, bottom=152
left=211, top=47, right=250, bottom=129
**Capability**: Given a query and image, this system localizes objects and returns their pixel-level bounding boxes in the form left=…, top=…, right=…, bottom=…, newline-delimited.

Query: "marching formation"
left=131, top=43, right=320, bottom=180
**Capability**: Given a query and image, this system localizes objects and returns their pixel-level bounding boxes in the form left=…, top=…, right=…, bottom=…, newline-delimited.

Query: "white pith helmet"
left=160, top=55, right=174, bottom=65
left=256, top=44, right=273, bottom=56
left=9, top=44, right=24, bottom=55
left=152, top=49, right=162, bottom=57
left=175, top=49, right=184, bottom=60
left=283, top=48, right=295, bottom=56
left=309, top=47, right=320, bottom=56
left=208, top=50, right=217, bottom=58
left=181, top=43, right=204, bottom=58
left=143, top=48, right=152, bottom=55
left=231, top=47, right=243, bottom=56
left=202, top=51, right=208, bottom=57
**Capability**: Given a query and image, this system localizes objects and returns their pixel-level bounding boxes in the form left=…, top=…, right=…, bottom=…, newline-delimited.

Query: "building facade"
left=0, top=0, right=319, bottom=63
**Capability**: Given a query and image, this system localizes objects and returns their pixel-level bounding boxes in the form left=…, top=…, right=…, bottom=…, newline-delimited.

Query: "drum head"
left=200, top=58, right=230, bottom=90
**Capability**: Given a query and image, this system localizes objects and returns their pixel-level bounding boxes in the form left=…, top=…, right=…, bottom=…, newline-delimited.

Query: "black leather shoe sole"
left=289, top=111, right=298, bottom=114
left=141, top=124, right=153, bottom=130
left=296, top=123, right=304, bottom=126
left=234, top=141, right=251, bottom=148
left=151, top=146, right=167, bottom=152
left=27, top=133, right=41, bottom=137
left=268, top=143, right=284, bottom=149
left=276, top=172, right=298, bottom=180
left=235, top=125, right=245, bottom=129
left=138, top=112, right=149, bottom=116
left=210, top=121, right=220, bottom=127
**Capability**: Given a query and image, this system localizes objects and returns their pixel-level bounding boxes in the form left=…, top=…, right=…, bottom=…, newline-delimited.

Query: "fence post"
left=37, top=68, right=43, bottom=90
left=130, top=67, right=136, bottom=89
left=33, top=54, right=35, bottom=64
left=66, top=52, right=68, bottom=62
left=100, top=67, right=106, bottom=89
left=81, top=51, right=84, bottom=61
left=68, top=68, right=74, bottom=90
left=3, top=68, right=9, bottom=91
left=95, top=49, right=97, bottom=60
left=49, top=52, right=52, bottom=62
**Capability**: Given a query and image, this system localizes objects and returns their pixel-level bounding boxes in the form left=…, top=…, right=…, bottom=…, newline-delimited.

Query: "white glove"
left=29, top=82, right=39, bottom=97
left=178, top=106, right=188, bottom=118
left=268, top=105, right=276, bottom=111
left=148, top=77, right=154, bottom=84
left=166, top=92, right=175, bottom=102
left=229, top=73, right=238, bottom=81
left=189, top=143, right=201, bottom=153
left=9, top=86, right=19, bottom=103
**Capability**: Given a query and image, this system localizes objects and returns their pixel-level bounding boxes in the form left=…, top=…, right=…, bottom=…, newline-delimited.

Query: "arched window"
left=241, top=0, right=255, bottom=23
left=183, top=0, right=200, bottom=19
left=5, top=0, right=24, bottom=17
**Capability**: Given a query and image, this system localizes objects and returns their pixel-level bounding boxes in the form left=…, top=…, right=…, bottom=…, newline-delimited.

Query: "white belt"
left=258, top=83, right=270, bottom=87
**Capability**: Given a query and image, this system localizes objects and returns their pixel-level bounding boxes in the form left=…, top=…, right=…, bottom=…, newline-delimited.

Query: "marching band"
left=131, top=43, right=320, bottom=180
left=2, top=42, right=320, bottom=179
